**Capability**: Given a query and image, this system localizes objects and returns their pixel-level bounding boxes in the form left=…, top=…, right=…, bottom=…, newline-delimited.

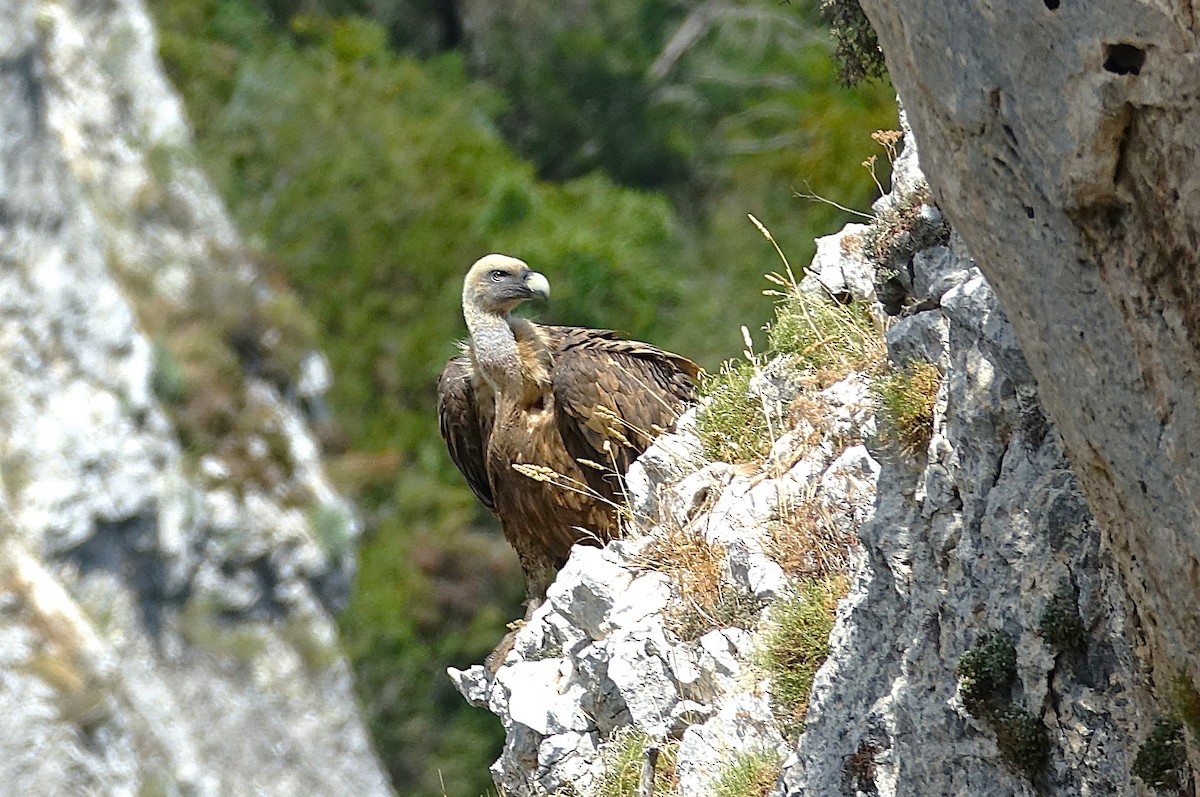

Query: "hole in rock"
left=1043, top=0, right=1059, bottom=9
left=1103, top=43, right=1145, bottom=75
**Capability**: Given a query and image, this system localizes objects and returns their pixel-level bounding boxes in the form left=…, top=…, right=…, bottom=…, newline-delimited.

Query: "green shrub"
left=758, top=577, right=845, bottom=734
left=957, top=631, right=1051, bottom=781
left=1133, top=718, right=1190, bottom=794
left=862, top=182, right=951, bottom=286
left=820, top=0, right=887, bottom=86
left=873, top=360, right=940, bottom=455
left=1038, top=594, right=1086, bottom=657
left=992, top=706, right=1049, bottom=780
left=956, top=630, right=1016, bottom=718
left=713, top=749, right=783, bottom=797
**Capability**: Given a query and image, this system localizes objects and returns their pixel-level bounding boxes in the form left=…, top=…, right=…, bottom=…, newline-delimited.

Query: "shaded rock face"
left=860, top=0, right=1200, bottom=705
left=785, top=123, right=1150, bottom=796
left=0, top=1, right=391, bottom=794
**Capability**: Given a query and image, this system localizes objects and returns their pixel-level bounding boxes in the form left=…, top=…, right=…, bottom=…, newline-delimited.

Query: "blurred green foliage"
left=148, top=0, right=894, bottom=793
left=821, top=0, right=888, bottom=86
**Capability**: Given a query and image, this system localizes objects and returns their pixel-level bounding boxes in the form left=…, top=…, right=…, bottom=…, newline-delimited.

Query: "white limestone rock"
left=676, top=692, right=788, bottom=797
left=454, top=363, right=880, bottom=795
left=494, top=659, right=594, bottom=736
left=0, top=0, right=388, bottom=793
left=802, top=223, right=876, bottom=302
left=783, top=123, right=1143, bottom=797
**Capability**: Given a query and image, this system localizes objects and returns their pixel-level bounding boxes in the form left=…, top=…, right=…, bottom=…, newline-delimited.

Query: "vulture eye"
left=489, top=270, right=507, bottom=282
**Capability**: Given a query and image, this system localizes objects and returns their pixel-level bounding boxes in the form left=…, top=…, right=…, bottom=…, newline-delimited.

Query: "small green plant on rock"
left=697, top=215, right=886, bottom=466
left=873, top=360, right=940, bottom=456
left=1133, top=718, right=1190, bottom=794
left=713, top=748, right=783, bottom=797
left=861, top=182, right=951, bottom=269
left=695, top=359, right=773, bottom=464
left=1038, top=594, right=1086, bottom=657
left=280, top=614, right=341, bottom=673
left=758, top=577, right=846, bottom=735
left=1170, top=670, right=1200, bottom=738
left=753, top=214, right=884, bottom=387
left=596, top=727, right=678, bottom=797
left=863, top=182, right=953, bottom=314
left=150, top=337, right=187, bottom=405
left=957, top=630, right=1017, bottom=717
left=767, top=288, right=883, bottom=386
left=992, top=706, right=1050, bottom=781
left=957, top=630, right=1050, bottom=780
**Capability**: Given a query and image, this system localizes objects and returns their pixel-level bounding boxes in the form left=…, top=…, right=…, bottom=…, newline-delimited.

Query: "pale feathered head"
left=462, top=254, right=550, bottom=316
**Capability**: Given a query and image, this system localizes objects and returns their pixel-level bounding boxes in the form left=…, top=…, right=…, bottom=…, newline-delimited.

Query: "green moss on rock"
left=1133, top=718, right=1190, bottom=794
left=1038, top=594, right=1086, bottom=657
left=957, top=631, right=1017, bottom=717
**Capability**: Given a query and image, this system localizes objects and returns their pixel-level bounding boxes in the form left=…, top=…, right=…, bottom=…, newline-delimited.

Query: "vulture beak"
left=523, top=271, right=550, bottom=301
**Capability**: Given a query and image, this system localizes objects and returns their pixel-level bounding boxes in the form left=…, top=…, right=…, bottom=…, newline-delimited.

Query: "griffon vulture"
left=438, top=254, right=699, bottom=616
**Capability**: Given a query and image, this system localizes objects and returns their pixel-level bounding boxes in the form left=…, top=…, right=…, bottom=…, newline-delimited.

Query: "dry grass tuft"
left=765, top=490, right=858, bottom=583
left=637, top=522, right=761, bottom=641
left=873, top=360, right=941, bottom=456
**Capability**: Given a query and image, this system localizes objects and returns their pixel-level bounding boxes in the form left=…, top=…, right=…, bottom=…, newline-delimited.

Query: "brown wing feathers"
left=438, top=327, right=697, bottom=515
left=551, top=333, right=697, bottom=504
left=437, top=356, right=495, bottom=512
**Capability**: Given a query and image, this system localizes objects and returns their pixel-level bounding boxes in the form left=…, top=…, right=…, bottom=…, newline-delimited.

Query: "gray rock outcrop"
left=0, top=0, right=391, bottom=794
left=861, top=0, right=1200, bottom=712
left=785, top=120, right=1151, bottom=796
left=452, top=388, right=879, bottom=794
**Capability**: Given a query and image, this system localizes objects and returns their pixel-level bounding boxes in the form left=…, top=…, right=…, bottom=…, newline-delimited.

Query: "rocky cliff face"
left=0, top=1, right=391, bottom=794
left=456, top=119, right=1183, bottom=795
left=785, top=120, right=1152, bottom=796
left=860, top=0, right=1200, bottom=723
left=452, top=380, right=878, bottom=795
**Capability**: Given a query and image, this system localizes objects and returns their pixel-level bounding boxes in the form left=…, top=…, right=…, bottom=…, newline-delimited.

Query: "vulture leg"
left=484, top=546, right=555, bottom=672
left=517, top=548, right=556, bottom=620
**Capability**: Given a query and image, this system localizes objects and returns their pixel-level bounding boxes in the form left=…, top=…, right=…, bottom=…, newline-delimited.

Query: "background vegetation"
left=146, top=0, right=894, bottom=792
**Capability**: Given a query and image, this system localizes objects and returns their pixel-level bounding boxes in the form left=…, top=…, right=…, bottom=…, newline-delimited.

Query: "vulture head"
left=463, top=253, right=551, bottom=317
